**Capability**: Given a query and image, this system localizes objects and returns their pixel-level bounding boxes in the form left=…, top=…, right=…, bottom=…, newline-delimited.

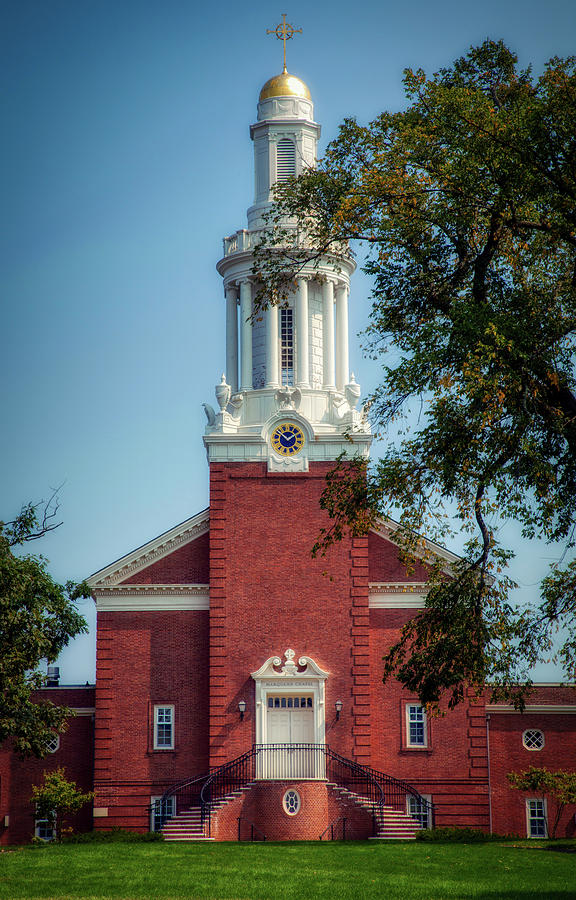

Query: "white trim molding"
left=87, top=510, right=209, bottom=588
left=95, top=586, right=209, bottom=612
left=369, top=583, right=428, bottom=608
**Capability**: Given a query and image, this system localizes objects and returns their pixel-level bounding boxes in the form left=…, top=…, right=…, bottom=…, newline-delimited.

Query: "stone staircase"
left=161, top=785, right=254, bottom=841
left=328, top=784, right=422, bottom=840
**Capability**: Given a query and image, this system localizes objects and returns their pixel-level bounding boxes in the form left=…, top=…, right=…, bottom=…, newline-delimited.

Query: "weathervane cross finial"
left=267, top=14, right=302, bottom=74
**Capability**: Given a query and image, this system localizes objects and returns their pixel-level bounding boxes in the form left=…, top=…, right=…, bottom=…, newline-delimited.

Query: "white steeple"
left=204, top=67, right=371, bottom=472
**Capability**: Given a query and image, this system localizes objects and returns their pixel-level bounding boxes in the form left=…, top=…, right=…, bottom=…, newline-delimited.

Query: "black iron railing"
left=324, top=746, right=385, bottom=811
left=319, top=817, right=347, bottom=840
left=237, top=818, right=267, bottom=841
left=160, top=743, right=434, bottom=835
left=361, top=762, right=435, bottom=828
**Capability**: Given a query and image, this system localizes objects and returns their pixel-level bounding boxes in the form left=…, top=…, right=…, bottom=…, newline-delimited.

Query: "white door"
left=261, top=697, right=320, bottom=778
left=267, top=707, right=314, bottom=744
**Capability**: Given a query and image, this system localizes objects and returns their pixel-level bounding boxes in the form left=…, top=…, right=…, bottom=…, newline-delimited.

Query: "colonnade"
left=224, top=278, right=349, bottom=394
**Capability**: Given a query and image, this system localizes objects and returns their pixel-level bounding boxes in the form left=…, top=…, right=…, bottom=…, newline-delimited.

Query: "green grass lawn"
left=0, top=840, right=574, bottom=900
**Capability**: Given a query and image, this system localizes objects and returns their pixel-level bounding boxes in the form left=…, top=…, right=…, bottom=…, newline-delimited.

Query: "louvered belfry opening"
left=276, top=138, right=296, bottom=181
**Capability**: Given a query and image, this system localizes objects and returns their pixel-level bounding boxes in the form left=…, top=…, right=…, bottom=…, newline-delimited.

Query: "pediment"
left=369, top=517, right=460, bottom=581
left=87, top=509, right=209, bottom=589
left=252, top=649, right=329, bottom=681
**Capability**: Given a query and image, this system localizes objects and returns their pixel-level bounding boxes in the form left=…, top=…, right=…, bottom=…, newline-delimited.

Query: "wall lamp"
left=335, top=700, right=343, bottom=721
left=238, top=700, right=246, bottom=721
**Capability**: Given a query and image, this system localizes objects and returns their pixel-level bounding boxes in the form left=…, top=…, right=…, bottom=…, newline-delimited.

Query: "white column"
left=322, top=279, right=335, bottom=389
left=265, top=303, right=279, bottom=388
left=335, top=283, right=349, bottom=392
left=225, top=286, right=239, bottom=393
left=240, top=280, right=253, bottom=391
left=296, top=278, right=309, bottom=388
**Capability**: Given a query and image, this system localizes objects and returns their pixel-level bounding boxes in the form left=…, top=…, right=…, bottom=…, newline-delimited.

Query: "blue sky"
left=2, top=0, right=575, bottom=683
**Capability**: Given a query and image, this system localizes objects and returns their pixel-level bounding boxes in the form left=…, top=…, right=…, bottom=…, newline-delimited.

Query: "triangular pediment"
left=87, top=509, right=209, bottom=589
left=369, top=517, right=460, bottom=580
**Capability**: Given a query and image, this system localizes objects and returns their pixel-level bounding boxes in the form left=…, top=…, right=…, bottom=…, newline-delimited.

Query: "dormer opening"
left=276, top=138, right=296, bottom=182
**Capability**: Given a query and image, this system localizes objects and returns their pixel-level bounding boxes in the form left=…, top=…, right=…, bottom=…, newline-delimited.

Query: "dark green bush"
left=416, top=827, right=517, bottom=843
left=61, top=827, right=163, bottom=844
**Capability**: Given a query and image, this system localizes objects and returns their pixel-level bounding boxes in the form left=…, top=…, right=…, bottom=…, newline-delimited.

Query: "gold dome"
left=259, top=70, right=311, bottom=102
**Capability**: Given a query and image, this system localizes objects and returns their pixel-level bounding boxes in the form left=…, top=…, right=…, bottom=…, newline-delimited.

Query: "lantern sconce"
left=335, top=700, right=343, bottom=721
left=238, top=700, right=247, bottom=721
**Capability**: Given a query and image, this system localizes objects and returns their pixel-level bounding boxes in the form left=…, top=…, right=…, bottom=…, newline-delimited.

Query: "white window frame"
left=283, top=789, right=301, bottom=816
left=522, top=729, right=545, bottom=751
left=407, top=793, right=432, bottom=829
left=153, top=704, right=174, bottom=750
left=46, top=733, right=60, bottom=754
left=526, top=798, right=548, bottom=838
left=150, top=795, right=176, bottom=832
left=35, top=813, right=55, bottom=841
left=406, top=704, right=427, bottom=748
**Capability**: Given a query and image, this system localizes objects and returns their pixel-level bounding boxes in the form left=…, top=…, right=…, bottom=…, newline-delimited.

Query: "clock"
left=270, top=422, right=305, bottom=457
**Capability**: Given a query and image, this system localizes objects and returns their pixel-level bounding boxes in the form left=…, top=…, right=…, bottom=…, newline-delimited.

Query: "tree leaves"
left=0, top=501, right=89, bottom=757
left=31, top=768, right=93, bottom=840
left=256, top=40, right=576, bottom=706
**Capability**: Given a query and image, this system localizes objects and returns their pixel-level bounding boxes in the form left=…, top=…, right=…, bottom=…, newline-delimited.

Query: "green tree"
left=31, top=767, right=93, bottom=841
left=508, top=767, right=576, bottom=838
left=254, top=41, right=576, bottom=708
left=0, top=497, right=88, bottom=757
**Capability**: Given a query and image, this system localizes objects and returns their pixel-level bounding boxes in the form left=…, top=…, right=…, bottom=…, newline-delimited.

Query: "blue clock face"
left=271, top=423, right=305, bottom=456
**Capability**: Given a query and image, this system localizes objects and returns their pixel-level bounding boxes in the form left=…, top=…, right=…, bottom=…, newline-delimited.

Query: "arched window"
left=276, top=139, right=296, bottom=182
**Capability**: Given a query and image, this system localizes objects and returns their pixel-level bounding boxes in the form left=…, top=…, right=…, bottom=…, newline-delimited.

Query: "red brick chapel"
left=2, top=54, right=575, bottom=845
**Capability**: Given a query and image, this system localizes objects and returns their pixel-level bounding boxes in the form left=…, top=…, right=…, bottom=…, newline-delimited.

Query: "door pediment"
left=251, top=648, right=329, bottom=681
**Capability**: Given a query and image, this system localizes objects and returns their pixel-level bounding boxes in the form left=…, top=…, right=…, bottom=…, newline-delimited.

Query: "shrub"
left=61, top=827, right=163, bottom=844
left=416, top=827, right=517, bottom=842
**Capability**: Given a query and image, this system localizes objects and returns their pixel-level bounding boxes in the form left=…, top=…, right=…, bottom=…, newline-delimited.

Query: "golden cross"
left=267, top=14, right=302, bottom=74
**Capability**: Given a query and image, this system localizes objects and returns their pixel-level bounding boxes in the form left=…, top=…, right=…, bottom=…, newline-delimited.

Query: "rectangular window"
left=407, top=794, right=432, bottom=829
left=406, top=704, right=427, bottom=747
left=280, top=308, right=294, bottom=386
left=527, top=799, right=547, bottom=838
left=150, top=795, right=176, bottom=832
left=35, top=816, right=55, bottom=841
left=154, top=705, right=174, bottom=750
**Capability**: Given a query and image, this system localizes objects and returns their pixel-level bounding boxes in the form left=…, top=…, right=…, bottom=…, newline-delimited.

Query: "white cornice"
left=369, top=583, right=427, bottom=608
left=95, top=587, right=209, bottom=612
left=94, top=584, right=209, bottom=596
left=87, top=510, right=209, bottom=589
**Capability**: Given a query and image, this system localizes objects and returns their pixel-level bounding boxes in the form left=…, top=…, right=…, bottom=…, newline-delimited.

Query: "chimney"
left=46, top=666, right=60, bottom=687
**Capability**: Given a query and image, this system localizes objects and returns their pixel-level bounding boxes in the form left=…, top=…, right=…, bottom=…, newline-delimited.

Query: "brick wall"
left=122, top=531, right=209, bottom=584
left=93, top=610, right=209, bottom=830
left=208, top=461, right=370, bottom=770
left=211, top=780, right=372, bottom=841
left=0, top=687, right=95, bottom=845
left=368, top=531, right=431, bottom=582
left=368, top=608, right=490, bottom=830
left=488, top=698, right=576, bottom=837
